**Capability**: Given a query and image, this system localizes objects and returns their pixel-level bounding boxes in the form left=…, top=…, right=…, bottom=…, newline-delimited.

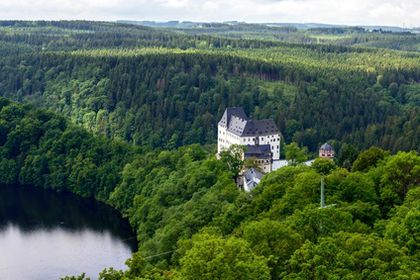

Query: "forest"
left=0, top=21, right=419, bottom=279
left=131, top=20, right=420, bottom=52
left=0, top=21, right=419, bottom=154
left=0, top=98, right=419, bottom=279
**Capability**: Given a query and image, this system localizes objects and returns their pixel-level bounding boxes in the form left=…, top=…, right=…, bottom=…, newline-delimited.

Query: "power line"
left=143, top=250, right=176, bottom=260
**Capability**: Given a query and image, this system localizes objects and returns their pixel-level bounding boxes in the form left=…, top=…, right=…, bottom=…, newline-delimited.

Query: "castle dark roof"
left=244, top=144, right=272, bottom=159
left=320, top=143, right=334, bottom=152
left=244, top=168, right=263, bottom=183
left=241, top=119, right=279, bottom=136
left=219, top=107, right=279, bottom=137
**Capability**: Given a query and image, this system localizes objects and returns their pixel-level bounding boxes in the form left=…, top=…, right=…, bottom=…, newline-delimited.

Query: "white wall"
left=217, top=124, right=227, bottom=154
left=218, top=124, right=244, bottom=154
left=218, top=126, right=281, bottom=161
left=243, top=177, right=261, bottom=192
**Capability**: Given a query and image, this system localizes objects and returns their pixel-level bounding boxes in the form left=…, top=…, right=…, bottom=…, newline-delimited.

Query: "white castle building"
left=217, top=107, right=281, bottom=168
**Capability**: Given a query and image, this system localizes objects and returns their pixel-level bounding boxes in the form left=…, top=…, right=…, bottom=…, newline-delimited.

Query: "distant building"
left=217, top=107, right=281, bottom=164
left=243, top=168, right=264, bottom=192
left=319, top=143, right=335, bottom=159
left=244, top=144, right=272, bottom=173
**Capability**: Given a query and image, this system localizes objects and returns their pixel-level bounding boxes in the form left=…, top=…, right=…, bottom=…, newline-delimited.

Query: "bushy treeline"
left=1, top=20, right=419, bottom=54
left=0, top=97, right=139, bottom=199
left=0, top=98, right=419, bottom=279
left=0, top=44, right=419, bottom=153
left=131, top=20, right=420, bottom=52
left=0, top=21, right=419, bottom=153
left=0, top=20, right=288, bottom=51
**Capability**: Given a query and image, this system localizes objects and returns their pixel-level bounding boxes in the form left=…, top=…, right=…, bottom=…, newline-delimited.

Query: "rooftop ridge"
left=219, top=107, right=279, bottom=137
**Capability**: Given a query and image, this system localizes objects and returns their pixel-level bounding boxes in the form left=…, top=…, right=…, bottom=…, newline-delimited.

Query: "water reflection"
left=0, top=184, right=137, bottom=280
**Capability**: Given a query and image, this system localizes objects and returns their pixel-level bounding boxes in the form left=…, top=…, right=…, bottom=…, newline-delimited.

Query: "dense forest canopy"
left=0, top=21, right=419, bottom=153
left=0, top=98, right=419, bottom=279
left=125, top=20, right=420, bottom=52
left=0, top=20, right=419, bottom=279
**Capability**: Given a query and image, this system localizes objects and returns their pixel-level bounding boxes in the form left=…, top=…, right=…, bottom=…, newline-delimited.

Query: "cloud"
left=0, top=0, right=418, bottom=27
left=157, top=0, right=191, bottom=8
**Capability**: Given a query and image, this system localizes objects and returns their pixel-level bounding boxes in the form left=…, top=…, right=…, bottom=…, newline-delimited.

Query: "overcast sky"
left=0, top=0, right=419, bottom=27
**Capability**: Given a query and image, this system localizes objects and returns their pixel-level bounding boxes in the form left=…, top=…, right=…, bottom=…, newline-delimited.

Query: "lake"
left=0, top=184, right=137, bottom=280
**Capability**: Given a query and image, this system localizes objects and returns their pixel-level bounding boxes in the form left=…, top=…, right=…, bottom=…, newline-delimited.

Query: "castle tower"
left=319, top=143, right=335, bottom=159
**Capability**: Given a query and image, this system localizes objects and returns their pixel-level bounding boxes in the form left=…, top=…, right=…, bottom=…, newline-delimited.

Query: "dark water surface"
left=0, top=184, right=137, bottom=280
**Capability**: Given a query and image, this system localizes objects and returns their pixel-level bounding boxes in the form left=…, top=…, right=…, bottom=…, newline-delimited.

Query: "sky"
left=0, top=0, right=419, bottom=27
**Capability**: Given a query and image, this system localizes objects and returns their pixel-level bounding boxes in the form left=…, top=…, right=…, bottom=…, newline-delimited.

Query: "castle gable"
left=218, top=107, right=248, bottom=127
left=220, top=108, right=279, bottom=137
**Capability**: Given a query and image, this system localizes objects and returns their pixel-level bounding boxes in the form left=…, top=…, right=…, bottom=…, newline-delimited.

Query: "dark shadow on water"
left=0, top=184, right=137, bottom=251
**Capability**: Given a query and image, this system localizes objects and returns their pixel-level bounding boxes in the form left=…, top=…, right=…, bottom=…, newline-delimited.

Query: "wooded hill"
left=125, top=20, right=420, bottom=52
left=0, top=21, right=419, bottom=154
left=0, top=98, right=419, bottom=279
left=0, top=20, right=419, bottom=280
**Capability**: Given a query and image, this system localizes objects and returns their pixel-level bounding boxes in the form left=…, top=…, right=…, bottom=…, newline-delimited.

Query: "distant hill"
left=119, top=20, right=418, bottom=33
left=117, top=20, right=420, bottom=52
left=0, top=20, right=419, bottom=153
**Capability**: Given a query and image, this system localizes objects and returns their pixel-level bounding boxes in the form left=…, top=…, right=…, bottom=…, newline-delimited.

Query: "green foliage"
left=121, top=252, right=168, bottom=280
left=239, top=219, right=303, bottom=278
left=283, top=232, right=420, bottom=279
left=0, top=98, right=134, bottom=201
left=177, top=232, right=270, bottom=280
left=285, top=206, right=356, bottom=242
left=335, top=143, right=359, bottom=169
left=219, top=144, right=245, bottom=180
left=352, top=146, right=389, bottom=172
left=0, top=158, right=17, bottom=183
left=312, top=157, right=336, bottom=175
left=385, top=187, right=420, bottom=256
left=0, top=19, right=419, bottom=280
left=1, top=98, right=417, bottom=279
left=61, top=273, right=90, bottom=280
left=267, top=170, right=320, bottom=217
left=1, top=22, right=419, bottom=153
left=379, top=151, right=420, bottom=205
left=336, top=172, right=377, bottom=203
left=251, top=165, right=310, bottom=214
left=340, top=201, right=381, bottom=226
left=285, top=142, right=308, bottom=166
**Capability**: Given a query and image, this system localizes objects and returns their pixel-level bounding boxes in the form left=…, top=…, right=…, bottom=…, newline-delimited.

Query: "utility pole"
left=319, top=176, right=335, bottom=209
left=319, top=176, right=335, bottom=234
left=320, top=176, right=325, bottom=208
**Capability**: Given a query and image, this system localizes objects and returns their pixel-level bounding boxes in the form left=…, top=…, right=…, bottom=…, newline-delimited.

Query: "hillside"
left=122, top=20, right=420, bottom=52
left=0, top=21, right=419, bottom=154
left=0, top=20, right=419, bottom=279
left=0, top=98, right=419, bottom=279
